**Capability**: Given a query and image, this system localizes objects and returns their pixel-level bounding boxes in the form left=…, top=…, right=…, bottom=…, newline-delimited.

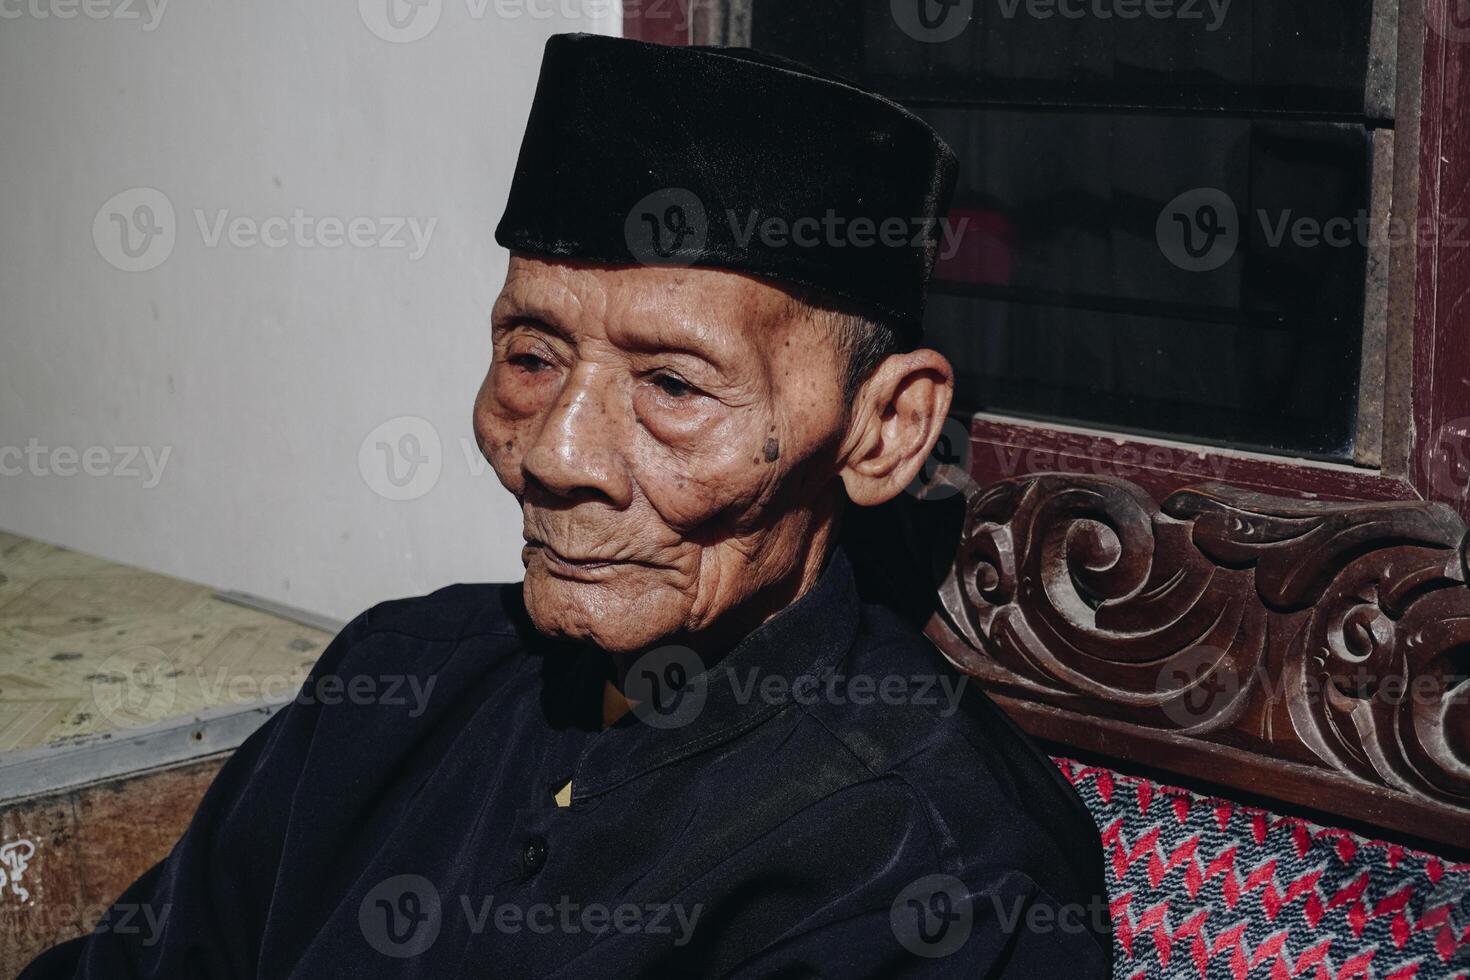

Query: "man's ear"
left=838, top=348, right=955, bottom=507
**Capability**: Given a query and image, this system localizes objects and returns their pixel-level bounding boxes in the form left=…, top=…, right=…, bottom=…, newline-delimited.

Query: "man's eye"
left=652, top=373, right=696, bottom=399
left=508, top=353, right=550, bottom=373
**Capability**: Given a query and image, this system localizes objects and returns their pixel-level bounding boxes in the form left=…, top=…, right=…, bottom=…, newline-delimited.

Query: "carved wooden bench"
left=921, top=469, right=1470, bottom=976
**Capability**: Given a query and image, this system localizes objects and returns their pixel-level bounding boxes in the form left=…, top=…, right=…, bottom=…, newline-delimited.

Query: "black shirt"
left=23, top=549, right=1111, bottom=978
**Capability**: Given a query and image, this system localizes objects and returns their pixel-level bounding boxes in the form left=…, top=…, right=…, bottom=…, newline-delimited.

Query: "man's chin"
left=522, top=566, right=681, bottom=654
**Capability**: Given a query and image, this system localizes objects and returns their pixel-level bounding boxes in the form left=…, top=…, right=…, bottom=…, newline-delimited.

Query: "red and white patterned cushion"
left=1053, top=759, right=1470, bottom=980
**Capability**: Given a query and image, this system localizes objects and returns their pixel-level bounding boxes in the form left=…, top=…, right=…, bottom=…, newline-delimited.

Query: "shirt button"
left=520, top=835, right=548, bottom=876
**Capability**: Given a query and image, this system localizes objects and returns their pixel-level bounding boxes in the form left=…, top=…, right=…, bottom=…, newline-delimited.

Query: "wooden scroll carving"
left=923, top=471, right=1470, bottom=850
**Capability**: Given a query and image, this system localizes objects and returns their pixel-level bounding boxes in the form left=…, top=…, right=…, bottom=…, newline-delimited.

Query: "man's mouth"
left=523, top=540, right=621, bottom=580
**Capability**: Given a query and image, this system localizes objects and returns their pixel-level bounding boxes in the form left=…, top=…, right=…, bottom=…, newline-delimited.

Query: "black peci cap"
left=495, top=33, right=959, bottom=337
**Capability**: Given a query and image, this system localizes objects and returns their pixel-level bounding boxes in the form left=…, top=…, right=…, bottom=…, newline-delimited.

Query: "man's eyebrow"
left=613, top=306, right=743, bottom=371
left=491, top=295, right=573, bottom=342
left=493, top=287, right=741, bottom=371
left=616, top=329, right=728, bottom=366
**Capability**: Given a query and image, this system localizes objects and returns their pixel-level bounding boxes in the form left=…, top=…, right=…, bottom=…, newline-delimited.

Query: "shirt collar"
left=562, top=546, right=862, bottom=799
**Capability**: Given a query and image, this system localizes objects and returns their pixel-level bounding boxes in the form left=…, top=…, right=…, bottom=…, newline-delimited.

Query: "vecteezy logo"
left=890, top=874, right=973, bottom=958
left=359, top=874, right=441, bottom=958
left=1424, top=417, right=1470, bottom=500
left=1427, top=0, right=1470, bottom=41
left=907, top=415, right=973, bottom=501
left=93, top=187, right=176, bottom=272
left=891, top=0, right=973, bottom=43
left=624, top=645, right=708, bottom=730
left=1156, top=187, right=1239, bottom=272
left=90, top=646, right=179, bottom=728
left=1156, top=645, right=1242, bottom=729
left=358, top=416, right=442, bottom=501
left=624, top=188, right=708, bottom=267
left=358, top=0, right=441, bottom=43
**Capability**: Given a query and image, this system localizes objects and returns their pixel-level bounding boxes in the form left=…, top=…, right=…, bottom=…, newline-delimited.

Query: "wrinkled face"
left=474, top=255, right=853, bottom=654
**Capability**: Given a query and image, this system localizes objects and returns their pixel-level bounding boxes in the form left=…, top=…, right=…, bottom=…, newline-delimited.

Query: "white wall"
left=0, top=0, right=620, bottom=621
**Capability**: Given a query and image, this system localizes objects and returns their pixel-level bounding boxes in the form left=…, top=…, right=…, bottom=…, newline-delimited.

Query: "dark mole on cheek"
left=504, top=441, right=514, bottom=452
left=762, top=437, right=780, bottom=463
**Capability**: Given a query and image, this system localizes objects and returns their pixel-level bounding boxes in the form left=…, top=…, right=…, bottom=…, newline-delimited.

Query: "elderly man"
left=24, top=34, right=1109, bottom=978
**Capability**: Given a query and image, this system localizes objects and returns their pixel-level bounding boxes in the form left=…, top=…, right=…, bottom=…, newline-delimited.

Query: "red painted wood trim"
left=622, top=0, right=690, bottom=45
left=968, top=415, right=1418, bottom=507
left=1410, top=4, right=1470, bottom=514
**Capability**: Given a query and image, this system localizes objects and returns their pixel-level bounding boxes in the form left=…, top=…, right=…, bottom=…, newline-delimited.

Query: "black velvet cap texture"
left=494, top=33, right=959, bottom=335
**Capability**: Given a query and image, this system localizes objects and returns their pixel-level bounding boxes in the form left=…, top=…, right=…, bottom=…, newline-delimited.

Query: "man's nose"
left=522, top=364, right=633, bottom=507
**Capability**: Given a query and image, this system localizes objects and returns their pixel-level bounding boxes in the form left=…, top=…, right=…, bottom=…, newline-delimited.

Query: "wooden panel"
left=968, top=414, right=1417, bottom=508
left=0, top=756, right=225, bottom=977
left=924, top=468, right=1470, bottom=853
left=1409, top=0, right=1470, bottom=513
left=622, top=0, right=690, bottom=45
left=0, top=795, right=83, bottom=976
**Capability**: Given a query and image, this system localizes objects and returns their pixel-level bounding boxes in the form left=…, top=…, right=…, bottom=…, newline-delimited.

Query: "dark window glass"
left=750, top=0, right=1382, bottom=460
